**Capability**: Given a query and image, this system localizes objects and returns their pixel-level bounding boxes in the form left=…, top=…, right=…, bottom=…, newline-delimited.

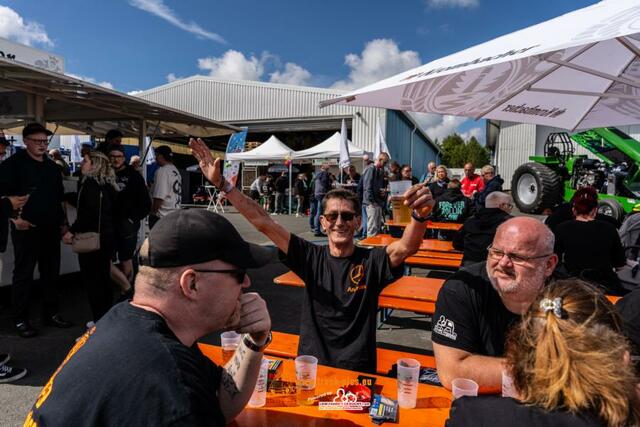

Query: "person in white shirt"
left=150, top=146, right=182, bottom=228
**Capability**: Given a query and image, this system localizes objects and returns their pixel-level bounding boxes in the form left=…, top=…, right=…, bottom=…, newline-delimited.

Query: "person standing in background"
left=420, top=161, right=437, bottom=185
left=150, top=146, right=182, bottom=229
left=400, top=164, right=418, bottom=185
left=294, top=173, right=307, bottom=217
left=313, top=163, right=333, bottom=237
left=362, top=152, right=389, bottom=237
left=96, top=129, right=123, bottom=156
left=460, top=162, right=484, bottom=198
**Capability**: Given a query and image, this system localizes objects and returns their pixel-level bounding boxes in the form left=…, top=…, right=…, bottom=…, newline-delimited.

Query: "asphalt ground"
left=0, top=208, right=438, bottom=426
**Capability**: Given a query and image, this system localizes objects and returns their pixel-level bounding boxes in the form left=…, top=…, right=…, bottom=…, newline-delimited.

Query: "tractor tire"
left=511, top=162, right=562, bottom=214
left=597, top=199, right=625, bottom=223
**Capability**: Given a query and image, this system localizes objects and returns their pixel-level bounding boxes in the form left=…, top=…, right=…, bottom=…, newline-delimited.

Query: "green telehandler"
left=511, top=127, right=640, bottom=222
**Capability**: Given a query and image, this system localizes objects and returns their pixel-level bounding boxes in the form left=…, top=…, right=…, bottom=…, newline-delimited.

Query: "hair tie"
left=540, top=297, right=563, bottom=319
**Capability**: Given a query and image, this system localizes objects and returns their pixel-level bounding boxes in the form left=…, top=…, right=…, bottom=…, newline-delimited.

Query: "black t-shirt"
left=282, top=234, right=403, bottom=373
left=26, top=302, right=225, bottom=427
left=0, top=150, right=64, bottom=227
left=446, top=396, right=603, bottom=427
left=115, top=165, right=151, bottom=221
left=554, top=219, right=625, bottom=291
left=432, top=262, right=519, bottom=356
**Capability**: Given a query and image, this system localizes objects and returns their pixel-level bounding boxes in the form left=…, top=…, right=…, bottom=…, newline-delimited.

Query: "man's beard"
left=487, top=264, right=519, bottom=294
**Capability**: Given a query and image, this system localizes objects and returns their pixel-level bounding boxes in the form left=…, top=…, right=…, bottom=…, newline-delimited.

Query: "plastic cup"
left=451, top=378, right=479, bottom=400
left=396, top=358, right=420, bottom=409
left=295, top=355, right=318, bottom=406
left=501, top=370, right=517, bottom=398
left=391, top=198, right=412, bottom=222
left=389, top=180, right=412, bottom=197
left=220, top=331, right=241, bottom=365
left=248, top=358, right=270, bottom=407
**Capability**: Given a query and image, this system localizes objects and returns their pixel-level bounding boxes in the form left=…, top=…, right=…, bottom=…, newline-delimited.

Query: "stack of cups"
left=248, top=358, right=270, bottom=407
left=396, top=358, right=420, bottom=409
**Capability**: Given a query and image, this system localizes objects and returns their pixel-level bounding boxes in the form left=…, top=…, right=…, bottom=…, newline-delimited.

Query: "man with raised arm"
left=433, top=217, right=558, bottom=392
left=191, top=138, right=435, bottom=374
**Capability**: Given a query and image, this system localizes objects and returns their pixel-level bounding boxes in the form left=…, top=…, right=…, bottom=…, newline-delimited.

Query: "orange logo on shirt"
left=347, top=264, right=366, bottom=293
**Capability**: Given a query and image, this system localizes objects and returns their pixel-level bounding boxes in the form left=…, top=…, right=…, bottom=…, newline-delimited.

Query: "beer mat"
left=267, top=379, right=296, bottom=394
left=388, top=365, right=442, bottom=387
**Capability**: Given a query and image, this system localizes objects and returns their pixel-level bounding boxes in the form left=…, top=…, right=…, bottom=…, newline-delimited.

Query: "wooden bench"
left=358, top=234, right=457, bottom=253
left=404, top=255, right=461, bottom=269
left=267, top=331, right=436, bottom=375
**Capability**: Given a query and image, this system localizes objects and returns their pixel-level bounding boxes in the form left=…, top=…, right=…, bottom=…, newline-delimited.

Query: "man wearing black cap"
left=150, top=145, right=182, bottom=228
left=26, top=209, right=273, bottom=426
left=96, top=129, right=123, bottom=155
left=191, top=138, right=435, bottom=374
left=0, top=123, right=72, bottom=338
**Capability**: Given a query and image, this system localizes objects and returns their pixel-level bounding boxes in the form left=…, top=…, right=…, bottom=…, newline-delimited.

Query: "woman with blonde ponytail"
left=63, top=151, right=119, bottom=322
left=447, top=279, right=639, bottom=427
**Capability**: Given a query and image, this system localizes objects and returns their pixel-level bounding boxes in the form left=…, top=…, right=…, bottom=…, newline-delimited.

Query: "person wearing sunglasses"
left=190, top=138, right=435, bottom=374
left=433, top=216, right=558, bottom=392
left=0, top=122, right=72, bottom=338
left=26, top=209, right=273, bottom=426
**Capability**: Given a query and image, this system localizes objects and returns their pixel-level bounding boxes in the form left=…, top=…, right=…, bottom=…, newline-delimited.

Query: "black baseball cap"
left=22, top=122, right=53, bottom=138
left=155, top=145, right=173, bottom=159
left=140, top=209, right=273, bottom=269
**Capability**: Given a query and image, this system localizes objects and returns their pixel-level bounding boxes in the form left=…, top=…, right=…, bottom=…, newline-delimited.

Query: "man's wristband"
left=411, top=210, right=429, bottom=223
left=216, top=177, right=234, bottom=193
left=242, top=332, right=272, bottom=352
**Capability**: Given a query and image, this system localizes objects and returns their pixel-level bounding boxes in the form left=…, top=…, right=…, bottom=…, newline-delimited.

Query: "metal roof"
left=0, top=57, right=239, bottom=138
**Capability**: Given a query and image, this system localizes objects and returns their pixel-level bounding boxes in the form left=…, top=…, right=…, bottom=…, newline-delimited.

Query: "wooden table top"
left=358, top=235, right=457, bottom=253
left=198, top=344, right=452, bottom=427
left=386, top=220, right=463, bottom=231
left=380, top=276, right=443, bottom=302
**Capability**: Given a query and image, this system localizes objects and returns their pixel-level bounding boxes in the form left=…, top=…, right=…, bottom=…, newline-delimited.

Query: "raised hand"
left=8, top=195, right=28, bottom=210
left=189, top=138, right=222, bottom=187
left=403, top=184, right=435, bottom=217
left=234, top=292, right=271, bottom=346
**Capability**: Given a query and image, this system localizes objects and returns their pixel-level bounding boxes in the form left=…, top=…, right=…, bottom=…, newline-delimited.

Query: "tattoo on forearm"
left=220, top=370, right=240, bottom=398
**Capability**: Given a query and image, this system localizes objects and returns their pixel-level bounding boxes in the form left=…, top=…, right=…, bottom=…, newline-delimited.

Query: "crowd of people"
left=0, top=123, right=186, bottom=382
left=1, top=130, right=638, bottom=426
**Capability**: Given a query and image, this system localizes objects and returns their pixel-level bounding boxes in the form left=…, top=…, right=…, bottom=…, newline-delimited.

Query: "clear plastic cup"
left=396, top=358, right=420, bottom=409
left=451, top=378, right=479, bottom=400
left=248, top=358, right=270, bottom=407
left=501, top=369, right=517, bottom=398
left=220, top=331, right=241, bottom=365
left=389, top=180, right=412, bottom=197
left=295, top=355, right=318, bottom=406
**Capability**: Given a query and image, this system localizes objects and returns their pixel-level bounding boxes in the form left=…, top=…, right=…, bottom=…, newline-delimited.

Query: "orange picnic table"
left=358, top=234, right=457, bottom=253
left=386, top=219, right=463, bottom=231
left=197, top=344, right=452, bottom=427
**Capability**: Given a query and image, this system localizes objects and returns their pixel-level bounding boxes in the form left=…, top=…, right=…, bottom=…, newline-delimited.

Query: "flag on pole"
left=375, top=116, right=390, bottom=159
left=339, top=119, right=350, bottom=169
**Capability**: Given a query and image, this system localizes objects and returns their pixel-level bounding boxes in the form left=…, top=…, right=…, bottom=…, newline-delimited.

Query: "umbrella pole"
left=288, top=161, right=292, bottom=215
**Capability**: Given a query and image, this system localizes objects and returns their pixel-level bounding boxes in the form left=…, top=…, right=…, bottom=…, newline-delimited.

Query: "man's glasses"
left=323, top=211, right=357, bottom=222
left=193, top=268, right=246, bottom=283
left=487, top=245, right=552, bottom=266
left=25, top=137, right=49, bottom=146
left=109, top=154, right=125, bottom=159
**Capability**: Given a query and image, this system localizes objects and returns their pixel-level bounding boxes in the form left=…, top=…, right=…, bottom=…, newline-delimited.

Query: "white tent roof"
left=293, top=132, right=365, bottom=159
left=320, top=0, right=640, bottom=131
left=226, top=135, right=293, bottom=161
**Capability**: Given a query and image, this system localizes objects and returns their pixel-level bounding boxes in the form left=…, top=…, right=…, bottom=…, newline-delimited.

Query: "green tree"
left=438, top=134, right=491, bottom=168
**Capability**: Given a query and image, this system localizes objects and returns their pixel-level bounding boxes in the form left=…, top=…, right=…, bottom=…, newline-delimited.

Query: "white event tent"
left=293, top=132, right=365, bottom=160
left=226, top=135, right=293, bottom=161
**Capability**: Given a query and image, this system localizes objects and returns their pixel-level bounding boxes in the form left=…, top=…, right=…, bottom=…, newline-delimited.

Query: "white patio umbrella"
left=320, top=0, right=640, bottom=131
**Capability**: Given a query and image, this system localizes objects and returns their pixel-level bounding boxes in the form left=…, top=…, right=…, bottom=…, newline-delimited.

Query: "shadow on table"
left=230, top=409, right=362, bottom=426
left=416, top=396, right=451, bottom=409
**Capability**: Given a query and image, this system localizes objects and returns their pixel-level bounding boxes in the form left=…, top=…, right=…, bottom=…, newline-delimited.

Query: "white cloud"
left=127, top=90, right=143, bottom=96
left=66, top=73, right=115, bottom=90
left=460, top=127, right=484, bottom=142
left=269, top=63, right=311, bottom=86
left=0, top=6, right=52, bottom=47
left=129, top=0, right=226, bottom=44
left=332, top=39, right=421, bottom=90
left=427, top=0, right=479, bottom=8
left=412, top=114, right=466, bottom=141
left=197, top=50, right=267, bottom=81
left=166, top=73, right=183, bottom=83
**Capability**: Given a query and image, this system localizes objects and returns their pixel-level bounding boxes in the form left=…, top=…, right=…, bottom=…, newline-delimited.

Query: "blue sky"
left=0, top=0, right=601, bottom=141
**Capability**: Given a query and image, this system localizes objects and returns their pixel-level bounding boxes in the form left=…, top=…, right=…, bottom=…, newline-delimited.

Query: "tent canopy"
left=226, top=135, right=293, bottom=161
left=320, top=0, right=640, bottom=131
left=293, top=132, right=365, bottom=160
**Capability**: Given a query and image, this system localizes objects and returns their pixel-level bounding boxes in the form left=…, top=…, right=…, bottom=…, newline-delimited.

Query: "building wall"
left=137, top=77, right=395, bottom=154
left=495, top=122, right=537, bottom=189
left=385, top=110, right=439, bottom=179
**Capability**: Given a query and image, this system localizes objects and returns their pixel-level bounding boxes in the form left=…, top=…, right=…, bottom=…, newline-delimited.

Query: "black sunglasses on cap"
left=323, top=211, right=357, bottom=222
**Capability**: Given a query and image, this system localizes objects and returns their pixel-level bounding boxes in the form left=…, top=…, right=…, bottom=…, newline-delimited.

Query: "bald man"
left=432, top=217, right=558, bottom=391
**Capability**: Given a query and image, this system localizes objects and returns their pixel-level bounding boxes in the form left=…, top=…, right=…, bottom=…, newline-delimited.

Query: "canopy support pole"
left=544, top=57, right=640, bottom=89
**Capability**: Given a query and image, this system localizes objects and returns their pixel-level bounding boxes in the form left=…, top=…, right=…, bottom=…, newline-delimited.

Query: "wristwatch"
left=243, top=332, right=272, bottom=352
left=411, top=210, right=429, bottom=223
left=216, top=177, right=235, bottom=194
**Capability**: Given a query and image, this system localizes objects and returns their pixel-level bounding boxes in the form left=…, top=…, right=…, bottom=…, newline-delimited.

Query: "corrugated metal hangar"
left=137, top=77, right=440, bottom=178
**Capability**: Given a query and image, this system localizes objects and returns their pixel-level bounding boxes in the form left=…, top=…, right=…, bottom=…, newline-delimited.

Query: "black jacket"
left=453, top=207, right=512, bottom=263
left=428, top=178, right=450, bottom=200
left=115, top=166, right=151, bottom=221
left=431, top=188, right=472, bottom=223
left=71, top=178, right=117, bottom=247
left=474, top=175, right=504, bottom=209
left=275, top=175, right=288, bottom=193
left=0, top=197, right=13, bottom=252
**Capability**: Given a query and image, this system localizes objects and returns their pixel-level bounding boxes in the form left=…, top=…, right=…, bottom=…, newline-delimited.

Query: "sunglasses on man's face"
left=193, top=268, right=247, bottom=284
left=323, top=211, right=357, bottom=222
